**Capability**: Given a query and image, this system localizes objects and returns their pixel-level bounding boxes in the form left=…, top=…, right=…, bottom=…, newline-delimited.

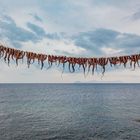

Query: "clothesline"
left=0, top=44, right=140, bottom=75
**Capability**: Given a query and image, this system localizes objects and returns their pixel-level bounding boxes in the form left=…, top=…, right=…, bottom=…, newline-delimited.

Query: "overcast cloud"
left=0, top=0, right=140, bottom=83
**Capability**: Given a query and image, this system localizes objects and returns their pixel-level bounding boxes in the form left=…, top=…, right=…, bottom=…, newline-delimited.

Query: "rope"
left=0, top=44, right=140, bottom=75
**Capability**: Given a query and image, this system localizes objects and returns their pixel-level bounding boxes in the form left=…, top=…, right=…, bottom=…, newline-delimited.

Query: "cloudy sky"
left=0, top=0, right=140, bottom=83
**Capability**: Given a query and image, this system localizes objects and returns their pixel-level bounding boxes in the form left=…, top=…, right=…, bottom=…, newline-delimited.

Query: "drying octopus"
left=0, top=45, right=6, bottom=58
left=0, top=46, right=25, bottom=66
left=97, top=57, right=108, bottom=75
left=4, top=47, right=15, bottom=65
left=129, top=54, right=140, bottom=69
left=87, top=58, right=98, bottom=75
left=26, top=52, right=37, bottom=68
left=37, top=54, right=47, bottom=69
left=25, top=52, right=47, bottom=69
left=57, top=56, right=67, bottom=72
left=0, top=45, right=140, bottom=76
left=13, top=49, right=25, bottom=66
left=66, top=57, right=77, bottom=73
left=108, top=57, right=120, bottom=67
left=47, top=55, right=58, bottom=69
left=118, top=56, right=130, bottom=68
left=75, top=57, right=88, bottom=75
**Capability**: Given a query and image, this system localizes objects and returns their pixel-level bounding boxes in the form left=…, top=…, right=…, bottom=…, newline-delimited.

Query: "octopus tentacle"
left=0, top=45, right=5, bottom=58
left=59, top=56, right=67, bottom=72
left=77, top=58, right=88, bottom=75
left=92, top=58, right=98, bottom=75
left=47, top=55, right=53, bottom=69
left=4, top=47, right=9, bottom=63
left=98, top=57, right=108, bottom=75
left=87, top=58, right=92, bottom=74
left=67, top=57, right=74, bottom=73
left=26, top=52, right=31, bottom=67
left=40, top=54, right=47, bottom=69
left=7, top=48, right=14, bottom=66
left=14, top=50, right=24, bottom=66
left=129, top=54, right=139, bottom=69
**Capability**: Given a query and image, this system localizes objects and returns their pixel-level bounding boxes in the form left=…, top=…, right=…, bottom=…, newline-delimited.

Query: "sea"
left=0, top=84, right=140, bottom=140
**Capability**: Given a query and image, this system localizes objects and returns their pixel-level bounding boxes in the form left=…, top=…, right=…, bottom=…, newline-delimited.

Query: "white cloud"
left=21, top=38, right=86, bottom=56
left=0, top=0, right=140, bottom=83
left=1, top=0, right=140, bottom=35
left=101, top=47, right=123, bottom=56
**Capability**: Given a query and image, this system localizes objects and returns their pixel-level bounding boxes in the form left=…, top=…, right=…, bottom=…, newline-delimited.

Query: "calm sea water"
left=0, top=84, right=140, bottom=140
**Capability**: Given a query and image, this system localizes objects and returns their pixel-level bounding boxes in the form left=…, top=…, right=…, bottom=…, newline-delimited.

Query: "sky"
left=0, top=0, right=140, bottom=83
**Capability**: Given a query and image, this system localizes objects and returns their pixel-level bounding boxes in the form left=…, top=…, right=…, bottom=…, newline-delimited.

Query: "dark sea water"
left=0, top=84, right=140, bottom=140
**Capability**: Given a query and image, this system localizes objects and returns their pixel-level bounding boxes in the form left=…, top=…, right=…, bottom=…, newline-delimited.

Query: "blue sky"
left=0, top=0, right=140, bottom=83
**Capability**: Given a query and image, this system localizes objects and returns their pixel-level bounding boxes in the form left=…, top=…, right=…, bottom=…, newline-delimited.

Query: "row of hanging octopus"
left=0, top=45, right=140, bottom=75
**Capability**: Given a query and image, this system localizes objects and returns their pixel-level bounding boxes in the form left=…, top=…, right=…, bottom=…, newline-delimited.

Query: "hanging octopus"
left=53, top=55, right=59, bottom=65
left=13, top=49, right=25, bottom=66
left=47, top=55, right=58, bottom=69
left=76, top=57, right=88, bottom=75
left=3, top=47, right=10, bottom=63
left=3, top=47, right=14, bottom=65
left=26, top=52, right=38, bottom=68
left=7, top=48, right=15, bottom=65
left=1, top=45, right=140, bottom=76
left=87, top=58, right=98, bottom=75
left=118, top=56, right=129, bottom=68
left=87, top=58, right=94, bottom=74
left=97, top=57, right=108, bottom=75
left=108, top=57, right=120, bottom=67
left=57, top=56, right=67, bottom=71
left=66, top=57, right=76, bottom=73
left=129, top=54, right=140, bottom=69
left=75, top=57, right=81, bottom=69
left=37, top=54, right=47, bottom=69
left=0, top=45, right=6, bottom=58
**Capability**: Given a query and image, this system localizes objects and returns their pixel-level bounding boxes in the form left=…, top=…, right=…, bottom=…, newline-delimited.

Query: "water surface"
left=0, top=84, right=140, bottom=140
